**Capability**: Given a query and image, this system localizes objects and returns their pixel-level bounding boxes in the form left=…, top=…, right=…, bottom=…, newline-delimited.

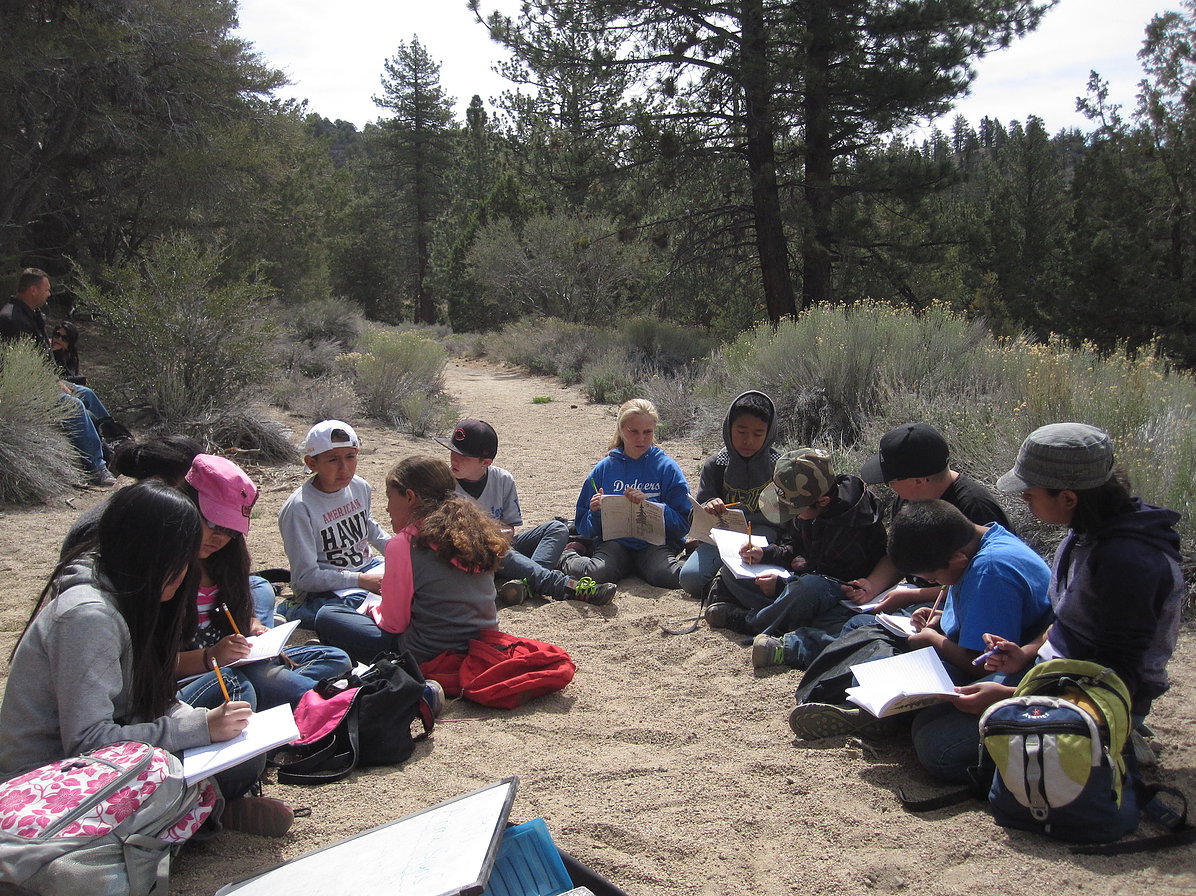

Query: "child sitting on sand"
left=559, top=398, right=690, bottom=591
left=440, top=418, right=615, bottom=606
left=679, top=391, right=780, bottom=601
left=277, top=420, right=390, bottom=627
left=315, top=456, right=505, bottom=663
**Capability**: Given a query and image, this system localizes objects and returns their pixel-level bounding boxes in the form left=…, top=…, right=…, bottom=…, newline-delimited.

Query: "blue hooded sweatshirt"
left=574, top=445, right=690, bottom=550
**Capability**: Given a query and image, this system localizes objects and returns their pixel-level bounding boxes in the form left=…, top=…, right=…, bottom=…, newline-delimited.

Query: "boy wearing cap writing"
left=707, top=450, right=885, bottom=661
left=277, top=419, right=391, bottom=627
left=440, top=419, right=616, bottom=605
left=843, top=422, right=1012, bottom=616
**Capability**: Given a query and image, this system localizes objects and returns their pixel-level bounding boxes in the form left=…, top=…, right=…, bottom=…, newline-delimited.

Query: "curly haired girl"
left=315, top=456, right=504, bottom=663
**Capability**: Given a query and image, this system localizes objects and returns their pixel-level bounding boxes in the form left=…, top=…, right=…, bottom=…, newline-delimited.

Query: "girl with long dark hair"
left=174, top=455, right=351, bottom=710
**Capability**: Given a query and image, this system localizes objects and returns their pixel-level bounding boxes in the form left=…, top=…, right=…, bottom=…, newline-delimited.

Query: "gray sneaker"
left=751, top=634, right=785, bottom=668
left=787, top=702, right=887, bottom=740
left=497, top=579, right=530, bottom=607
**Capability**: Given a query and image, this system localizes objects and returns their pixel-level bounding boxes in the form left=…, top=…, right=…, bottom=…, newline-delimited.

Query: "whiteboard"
left=216, top=778, right=519, bottom=896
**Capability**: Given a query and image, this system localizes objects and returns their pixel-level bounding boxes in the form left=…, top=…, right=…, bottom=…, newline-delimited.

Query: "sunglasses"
left=202, top=518, right=240, bottom=539
left=51, top=331, right=67, bottom=340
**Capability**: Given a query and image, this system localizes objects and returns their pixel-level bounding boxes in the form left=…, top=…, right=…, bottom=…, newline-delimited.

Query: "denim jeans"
left=747, top=574, right=852, bottom=637
left=177, top=645, right=350, bottom=711
left=237, top=644, right=351, bottom=708
left=280, top=591, right=366, bottom=629
left=678, top=542, right=720, bottom=598
left=499, top=520, right=572, bottom=598
left=178, top=667, right=258, bottom=711
left=314, top=604, right=405, bottom=665
left=250, top=576, right=277, bottom=628
left=59, top=393, right=104, bottom=472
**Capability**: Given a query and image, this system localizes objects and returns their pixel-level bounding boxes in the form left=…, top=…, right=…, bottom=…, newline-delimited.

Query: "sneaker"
left=273, top=613, right=288, bottom=627
left=497, top=579, right=530, bottom=607
left=422, top=680, right=445, bottom=719
left=1130, top=729, right=1159, bottom=768
left=566, top=576, right=616, bottom=606
left=89, top=465, right=117, bottom=487
left=787, top=702, right=885, bottom=740
left=220, top=795, right=294, bottom=837
left=704, top=601, right=751, bottom=634
left=751, top=633, right=785, bottom=668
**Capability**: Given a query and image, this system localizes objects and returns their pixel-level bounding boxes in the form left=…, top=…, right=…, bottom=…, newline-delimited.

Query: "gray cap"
left=997, top=423, right=1114, bottom=493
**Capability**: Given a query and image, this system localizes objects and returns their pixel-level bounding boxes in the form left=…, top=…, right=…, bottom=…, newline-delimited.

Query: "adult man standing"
left=1, top=268, right=116, bottom=486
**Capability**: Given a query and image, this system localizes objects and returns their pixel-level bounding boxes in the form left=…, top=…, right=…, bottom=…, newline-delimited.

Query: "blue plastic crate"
left=480, top=818, right=574, bottom=896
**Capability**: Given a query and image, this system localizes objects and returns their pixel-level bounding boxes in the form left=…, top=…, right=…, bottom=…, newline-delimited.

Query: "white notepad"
left=709, top=527, right=791, bottom=580
left=227, top=620, right=301, bottom=666
left=181, top=703, right=300, bottom=785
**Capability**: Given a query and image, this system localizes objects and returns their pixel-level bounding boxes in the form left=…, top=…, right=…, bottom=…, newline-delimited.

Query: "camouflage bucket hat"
left=759, top=448, right=834, bottom=523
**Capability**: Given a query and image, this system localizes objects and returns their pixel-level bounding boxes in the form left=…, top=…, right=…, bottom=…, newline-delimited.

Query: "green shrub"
left=337, top=328, right=453, bottom=434
left=0, top=341, right=78, bottom=504
left=288, top=298, right=364, bottom=351
left=79, top=234, right=276, bottom=427
left=581, top=352, right=640, bottom=405
left=621, top=316, right=716, bottom=375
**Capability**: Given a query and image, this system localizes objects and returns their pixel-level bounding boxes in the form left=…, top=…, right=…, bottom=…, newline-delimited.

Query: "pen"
left=590, top=477, right=599, bottom=494
left=211, top=658, right=232, bottom=704
left=973, top=644, right=1004, bottom=666
left=222, top=603, right=242, bottom=637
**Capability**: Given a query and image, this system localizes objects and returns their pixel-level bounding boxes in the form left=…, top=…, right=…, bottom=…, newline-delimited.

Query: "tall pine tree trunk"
left=742, top=0, right=798, bottom=324
left=801, top=1, right=834, bottom=312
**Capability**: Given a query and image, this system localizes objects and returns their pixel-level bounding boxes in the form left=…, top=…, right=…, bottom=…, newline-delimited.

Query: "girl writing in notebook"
left=559, top=398, right=690, bottom=592
left=315, top=456, right=504, bottom=663
left=174, top=455, right=351, bottom=711
left=0, top=480, right=291, bottom=835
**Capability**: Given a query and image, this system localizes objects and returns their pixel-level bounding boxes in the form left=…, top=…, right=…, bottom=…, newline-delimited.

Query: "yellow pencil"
left=211, top=658, right=232, bottom=704
left=222, top=604, right=242, bottom=637
left=929, top=585, right=948, bottom=617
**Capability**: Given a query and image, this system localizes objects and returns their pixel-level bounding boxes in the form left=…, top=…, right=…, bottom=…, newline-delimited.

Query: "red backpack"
left=422, top=629, right=575, bottom=709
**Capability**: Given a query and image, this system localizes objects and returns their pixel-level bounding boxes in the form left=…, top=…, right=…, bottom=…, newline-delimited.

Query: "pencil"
left=211, top=658, right=232, bottom=703
left=222, top=603, right=242, bottom=637
left=929, top=585, right=947, bottom=617
left=724, top=502, right=741, bottom=508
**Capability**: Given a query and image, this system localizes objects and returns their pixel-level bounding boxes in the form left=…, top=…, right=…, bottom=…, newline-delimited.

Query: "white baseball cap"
left=303, top=420, right=360, bottom=458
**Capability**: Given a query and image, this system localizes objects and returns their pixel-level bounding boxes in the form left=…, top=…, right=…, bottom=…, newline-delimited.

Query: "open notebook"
left=844, top=647, right=958, bottom=718
left=216, top=778, right=520, bottom=896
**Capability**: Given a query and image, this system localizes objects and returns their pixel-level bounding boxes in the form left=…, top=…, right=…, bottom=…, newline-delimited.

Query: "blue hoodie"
left=574, top=445, right=690, bottom=549
left=1047, top=499, right=1183, bottom=715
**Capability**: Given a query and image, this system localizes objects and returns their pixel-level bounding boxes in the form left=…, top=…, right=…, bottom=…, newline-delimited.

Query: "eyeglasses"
left=203, top=518, right=240, bottom=539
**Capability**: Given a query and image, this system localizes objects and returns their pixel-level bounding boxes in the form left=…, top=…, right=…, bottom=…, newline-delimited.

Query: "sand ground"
left=1, top=357, right=1193, bottom=895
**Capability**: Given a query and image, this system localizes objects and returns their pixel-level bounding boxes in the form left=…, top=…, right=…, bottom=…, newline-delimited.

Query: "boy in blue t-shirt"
left=787, top=499, right=1051, bottom=741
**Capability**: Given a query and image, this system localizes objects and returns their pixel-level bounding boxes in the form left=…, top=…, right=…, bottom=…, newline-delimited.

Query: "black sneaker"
left=704, top=601, right=751, bottom=633
left=566, top=576, right=616, bottom=606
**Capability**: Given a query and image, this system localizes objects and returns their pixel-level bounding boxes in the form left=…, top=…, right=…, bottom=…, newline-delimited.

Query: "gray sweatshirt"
left=0, top=559, right=210, bottom=782
left=278, top=475, right=392, bottom=598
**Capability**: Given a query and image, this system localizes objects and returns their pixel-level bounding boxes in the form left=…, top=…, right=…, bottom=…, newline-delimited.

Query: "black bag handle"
left=276, top=701, right=363, bottom=785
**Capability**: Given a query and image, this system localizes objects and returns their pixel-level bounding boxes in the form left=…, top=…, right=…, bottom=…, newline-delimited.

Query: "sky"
left=235, top=0, right=1178, bottom=134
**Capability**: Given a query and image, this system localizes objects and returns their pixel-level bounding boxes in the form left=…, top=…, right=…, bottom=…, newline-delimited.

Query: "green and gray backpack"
left=978, top=658, right=1137, bottom=842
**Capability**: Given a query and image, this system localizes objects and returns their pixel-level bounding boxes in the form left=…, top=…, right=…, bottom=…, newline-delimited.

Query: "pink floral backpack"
left=0, top=741, right=220, bottom=895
